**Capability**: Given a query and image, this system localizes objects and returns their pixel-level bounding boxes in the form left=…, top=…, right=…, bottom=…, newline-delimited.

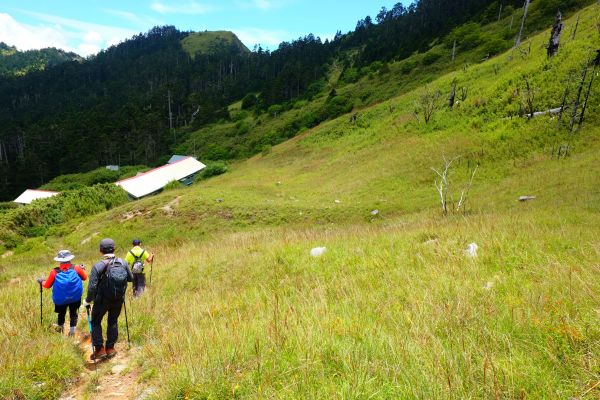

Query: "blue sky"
left=0, top=1, right=408, bottom=56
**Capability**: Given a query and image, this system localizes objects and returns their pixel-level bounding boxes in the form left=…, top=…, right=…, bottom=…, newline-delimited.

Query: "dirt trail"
left=58, top=309, right=153, bottom=400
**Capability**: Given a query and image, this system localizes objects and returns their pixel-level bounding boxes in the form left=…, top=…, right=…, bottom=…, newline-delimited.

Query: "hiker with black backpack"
left=124, top=238, right=154, bottom=297
left=82, top=238, right=132, bottom=361
left=37, top=250, right=87, bottom=336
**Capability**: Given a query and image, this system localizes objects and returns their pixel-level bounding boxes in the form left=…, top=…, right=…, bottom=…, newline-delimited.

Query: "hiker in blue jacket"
left=37, top=250, right=87, bottom=336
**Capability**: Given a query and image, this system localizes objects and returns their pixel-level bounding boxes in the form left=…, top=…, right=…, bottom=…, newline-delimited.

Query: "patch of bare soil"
left=59, top=309, right=151, bottom=400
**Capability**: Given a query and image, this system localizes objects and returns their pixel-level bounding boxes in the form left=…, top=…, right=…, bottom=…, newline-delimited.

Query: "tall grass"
left=0, top=4, right=599, bottom=399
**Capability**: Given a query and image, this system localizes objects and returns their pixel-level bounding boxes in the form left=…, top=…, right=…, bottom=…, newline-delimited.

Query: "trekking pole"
left=123, top=298, right=131, bottom=349
left=39, top=282, right=43, bottom=326
left=86, top=305, right=97, bottom=369
left=149, top=257, right=154, bottom=286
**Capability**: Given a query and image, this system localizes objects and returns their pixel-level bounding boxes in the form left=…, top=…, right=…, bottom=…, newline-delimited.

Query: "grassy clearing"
left=0, top=4, right=599, bottom=399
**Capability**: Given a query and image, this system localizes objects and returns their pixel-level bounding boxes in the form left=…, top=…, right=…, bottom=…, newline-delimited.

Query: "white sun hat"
left=54, top=250, right=75, bottom=263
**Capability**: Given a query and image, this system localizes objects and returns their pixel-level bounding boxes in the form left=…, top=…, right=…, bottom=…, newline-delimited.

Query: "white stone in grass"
left=310, top=247, right=327, bottom=257
left=466, top=243, right=478, bottom=258
left=370, top=209, right=380, bottom=216
left=483, top=281, right=494, bottom=290
left=334, top=199, right=341, bottom=204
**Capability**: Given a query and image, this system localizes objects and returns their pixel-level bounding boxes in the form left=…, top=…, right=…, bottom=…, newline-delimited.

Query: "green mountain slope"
left=181, top=31, right=249, bottom=58
left=0, top=3, right=599, bottom=399
left=0, top=42, right=80, bottom=76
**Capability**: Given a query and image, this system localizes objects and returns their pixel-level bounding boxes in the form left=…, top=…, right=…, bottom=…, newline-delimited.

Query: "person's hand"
left=82, top=299, right=91, bottom=308
left=37, top=277, right=44, bottom=284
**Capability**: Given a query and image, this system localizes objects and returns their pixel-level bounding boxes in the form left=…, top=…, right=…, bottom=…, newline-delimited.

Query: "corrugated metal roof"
left=116, top=156, right=206, bottom=199
left=14, top=189, right=60, bottom=204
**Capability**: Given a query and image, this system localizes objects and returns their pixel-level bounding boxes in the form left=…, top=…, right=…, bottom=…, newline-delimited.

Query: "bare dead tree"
left=452, top=39, right=457, bottom=61
left=569, top=63, right=589, bottom=131
left=515, top=0, right=531, bottom=47
left=571, top=14, right=580, bottom=40
left=431, top=156, right=456, bottom=216
left=449, top=80, right=457, bottom=109
left=547, top=10, right=564, bottom=57
left=522, top=77, right=536, bottom=118
left=498, top=2, right=503, bottom=22
left=456, top=165, right=478, bottom=213
left=414, top=88, right=441, bottom=124
left=431, top=156, right=478, bottom=215
left=460, top=87, right=468, bottom=101
left=576, top=55, right=598, bottom=131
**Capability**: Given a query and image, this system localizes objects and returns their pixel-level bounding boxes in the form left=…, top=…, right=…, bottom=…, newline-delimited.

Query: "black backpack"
left=101, top=257, right=129, bottom=301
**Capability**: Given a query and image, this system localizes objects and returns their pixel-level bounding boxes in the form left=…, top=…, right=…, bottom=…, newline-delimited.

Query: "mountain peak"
left=181, top=30, right=249, bottom=58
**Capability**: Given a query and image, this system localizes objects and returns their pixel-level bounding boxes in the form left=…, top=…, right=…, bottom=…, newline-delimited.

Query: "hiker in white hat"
left=37, top=250, right=87, bottom=335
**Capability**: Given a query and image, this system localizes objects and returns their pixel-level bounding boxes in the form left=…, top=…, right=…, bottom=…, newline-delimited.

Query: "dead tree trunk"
left=498, top=3, right=503, bottom=22
left=452, top=40, right=457, bottom=61
left=577, top=57, right=598, bottom=131
left=571, top=15, right=580, bottom=40
left=449, top=81, right=457, bottom=109
left=515, top=0, right=531, bottom=47
left=569, top=64, right=588, bottom=131
left=547, top=11, right=564, bottom=57
left=523, top=77, right=535, bottom=118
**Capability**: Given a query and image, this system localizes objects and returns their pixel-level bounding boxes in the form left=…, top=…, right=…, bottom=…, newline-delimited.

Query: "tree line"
left=0, top=0, right=592, bottom=201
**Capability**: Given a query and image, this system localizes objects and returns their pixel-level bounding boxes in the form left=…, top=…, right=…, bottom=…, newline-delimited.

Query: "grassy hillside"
left=1, top=3, right=599, bottom=399
left=181, top=31, right=250, bottom=59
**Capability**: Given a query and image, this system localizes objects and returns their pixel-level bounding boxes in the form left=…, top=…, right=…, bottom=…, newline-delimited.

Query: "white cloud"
left=0, top=13, right=72, bottom=51
left=2, top=11, right=138, bottom=56
left=232, top=27, right=291, bottom=49
left=104, top=9, right=164, bottom=28
left=150, top=1, right=214, bottom=15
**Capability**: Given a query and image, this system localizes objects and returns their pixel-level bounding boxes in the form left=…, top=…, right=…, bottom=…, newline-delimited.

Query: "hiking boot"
left=105, top=346, right=117, bottom=358
left=52, top=324, right=64, bottom=334
left=68, top=327, right=76, bottom=336
left=90, top=347, right=107, bottom=361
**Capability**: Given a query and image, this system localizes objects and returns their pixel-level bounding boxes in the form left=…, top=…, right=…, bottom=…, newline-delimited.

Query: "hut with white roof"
left=116, top=156, right=206, bottom=199
left=14, top=189, right=60, bottom=205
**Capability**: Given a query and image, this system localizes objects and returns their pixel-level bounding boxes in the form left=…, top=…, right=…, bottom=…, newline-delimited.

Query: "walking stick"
left=39, top=282, right=43, bottom=326
left=149, top=257, right=154, bottom=286
left=123, top=298, right=131, bottom=349
left=86, top=305, right=97, bottom=369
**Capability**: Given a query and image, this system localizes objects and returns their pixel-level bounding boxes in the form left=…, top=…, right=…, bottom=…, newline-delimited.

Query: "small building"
left=14, top=189, right=60, bottom=205
left=115, top=156, right=206, bottom=199
left=106, top=165, right=120, bottom=171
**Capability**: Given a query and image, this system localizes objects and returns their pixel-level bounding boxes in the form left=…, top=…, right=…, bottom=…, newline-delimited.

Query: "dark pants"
left=55, top=301, right=80, bottom=327
left=133, top=273, right=146, bottom=297
left=91, top=300, right=123, bottom=348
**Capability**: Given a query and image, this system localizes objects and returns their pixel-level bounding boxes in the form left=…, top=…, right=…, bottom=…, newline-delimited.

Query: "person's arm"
left=143, top=250, right=154, bottom=263
left=42, top=269, right=57, bottom=289
left=124, top=260, right=134, bottom=282
left=74, top=265, right=88, bottom=281
left=85, top=262, right=104, bottom=303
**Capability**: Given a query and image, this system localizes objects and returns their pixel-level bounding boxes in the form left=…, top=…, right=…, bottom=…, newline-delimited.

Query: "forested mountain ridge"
left=0, top=42, right=81, bottom=76
left=0, top=0, right=593, bottom=201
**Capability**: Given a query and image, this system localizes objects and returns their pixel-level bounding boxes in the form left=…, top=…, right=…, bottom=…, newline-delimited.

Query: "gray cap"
left=99, top=238, right=115, bottom=253
left=54, top=249, right=75, bottom=263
